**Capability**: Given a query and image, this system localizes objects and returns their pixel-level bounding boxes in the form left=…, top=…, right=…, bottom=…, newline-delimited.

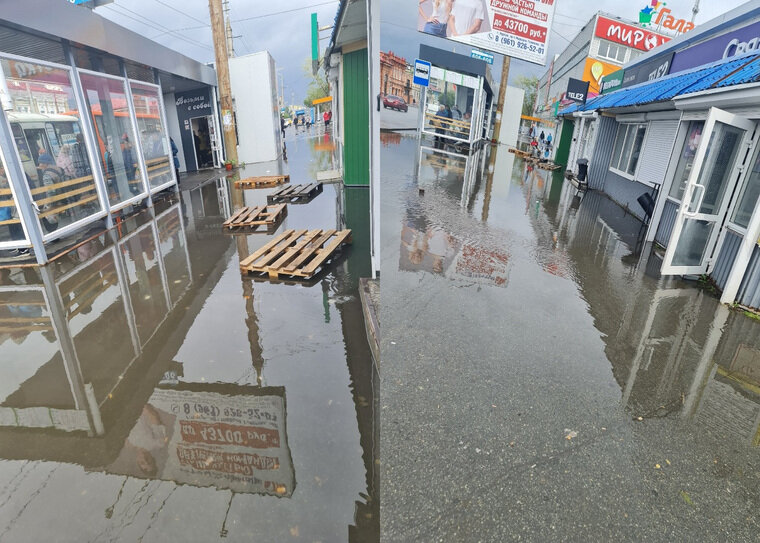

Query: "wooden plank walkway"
left=267, top=183, right=323, bottom=204
left=234, top=174, right=289, bottom=189
left=240, top=228, right=352, bottom=280
left=222, top=204, right=287, bottom=231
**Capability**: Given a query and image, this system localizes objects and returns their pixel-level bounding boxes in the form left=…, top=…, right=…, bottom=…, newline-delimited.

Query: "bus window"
left=23, top=128, right=51, bottom=166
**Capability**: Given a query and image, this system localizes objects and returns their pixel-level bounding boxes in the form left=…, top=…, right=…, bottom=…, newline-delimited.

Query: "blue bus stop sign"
left=413, top=59, right=431, bottom=87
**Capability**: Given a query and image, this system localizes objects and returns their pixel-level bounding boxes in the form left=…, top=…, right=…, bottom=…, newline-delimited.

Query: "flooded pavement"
left=380, top=135, right=760, bottom=541
left=0, top=128, right=378, bottom=542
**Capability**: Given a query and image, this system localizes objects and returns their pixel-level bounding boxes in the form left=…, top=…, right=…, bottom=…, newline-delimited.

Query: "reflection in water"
left=0, top=132, right=377, bottom=541
left=382, top=134, right=760, bottom=538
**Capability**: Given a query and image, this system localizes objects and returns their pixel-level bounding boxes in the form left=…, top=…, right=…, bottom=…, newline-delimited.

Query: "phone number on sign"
left=174, top=402, right=278, bottom=422
left=486, top=32, right=544, bottom=55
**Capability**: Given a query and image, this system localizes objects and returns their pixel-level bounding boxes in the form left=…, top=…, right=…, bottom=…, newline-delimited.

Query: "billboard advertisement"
left=670, top=20, right=760, bottom=74
left=417, top=0, right=557, bottom=66
left=594, top=15, right=670, bottom=52
left=103, top=385, right=294, bottom=497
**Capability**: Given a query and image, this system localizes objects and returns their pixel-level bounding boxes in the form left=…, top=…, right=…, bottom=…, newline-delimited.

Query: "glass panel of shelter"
left=0, top=56, right=103, bottom=238
left=129, top=80, right=173, bottom=190
left=78, top=71, right=146, bottom=208
left=0, top=146, right=28, bottom=247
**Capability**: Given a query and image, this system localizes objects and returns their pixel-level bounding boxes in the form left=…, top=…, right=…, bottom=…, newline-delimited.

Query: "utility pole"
left=491, top=55, right=511, bottom=144
left=223, top=0, right=235, bottom=58
left=209, top=0, right=237, bottom=163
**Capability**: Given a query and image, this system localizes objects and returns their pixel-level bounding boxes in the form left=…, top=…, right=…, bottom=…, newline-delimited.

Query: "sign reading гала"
left=670, top=20, right=760, bottom=74
left=417, top=0, right=557, bottom=66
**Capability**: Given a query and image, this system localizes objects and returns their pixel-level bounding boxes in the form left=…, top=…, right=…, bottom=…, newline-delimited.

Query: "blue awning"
left=559, top=51, right=760, bottom=116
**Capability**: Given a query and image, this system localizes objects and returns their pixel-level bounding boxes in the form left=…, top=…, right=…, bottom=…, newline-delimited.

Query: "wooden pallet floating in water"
left=267, top=183, right=323, bottom=204
left=240, top=228, right=352, bottom=280
left=222, top=204, right=287, bottom=231
left=234, top=174, right=289, bottom=189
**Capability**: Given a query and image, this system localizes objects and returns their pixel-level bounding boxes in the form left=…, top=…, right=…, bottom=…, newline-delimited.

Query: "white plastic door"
left=662, top=107, right=756, bottom=275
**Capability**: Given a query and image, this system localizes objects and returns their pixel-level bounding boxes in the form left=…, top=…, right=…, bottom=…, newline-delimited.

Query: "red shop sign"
left=595, top=16, right=670, bottom=52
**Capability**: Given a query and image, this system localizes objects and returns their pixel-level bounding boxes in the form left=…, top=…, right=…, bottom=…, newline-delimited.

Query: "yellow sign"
left=312, top=96, right=332, bottom=105
left=582, top=58, right=621, bottom=96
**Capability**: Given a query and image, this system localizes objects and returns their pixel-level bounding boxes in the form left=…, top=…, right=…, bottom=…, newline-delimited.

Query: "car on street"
left=383, top=94, right=408, bottom=112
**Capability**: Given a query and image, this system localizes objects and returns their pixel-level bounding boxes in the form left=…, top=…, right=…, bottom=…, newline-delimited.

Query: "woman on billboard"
left=418, top=0, right=452, bottom=37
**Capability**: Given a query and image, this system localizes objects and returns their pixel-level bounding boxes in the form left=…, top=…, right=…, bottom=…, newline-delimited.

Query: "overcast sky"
left=95, top=0, right=340, bottom=105
left=382, top=0, right=750, bottom=86
left=96, top=0, right=751, bottom=100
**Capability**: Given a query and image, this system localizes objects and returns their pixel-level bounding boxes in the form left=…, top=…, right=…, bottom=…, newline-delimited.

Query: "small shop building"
left=0, top=0, right=220, bottom=265
left=559, top=1, right=760, bottom=309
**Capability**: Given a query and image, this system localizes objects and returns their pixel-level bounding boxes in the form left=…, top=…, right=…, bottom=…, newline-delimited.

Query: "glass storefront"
left=79, top=71, right=146, bottom=207
left=0, top=56, right=102, bottom=237
left=129, top=81, right=174, bottom=189
left=0, top=51, right=179, bottom=259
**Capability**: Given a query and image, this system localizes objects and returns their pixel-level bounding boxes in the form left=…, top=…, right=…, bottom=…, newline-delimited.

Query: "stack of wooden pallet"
left=240, top=228, right=352, bottom=280
left=234, top=174, right=289, bottom=189
left=222, top=204, right=287, bottom=231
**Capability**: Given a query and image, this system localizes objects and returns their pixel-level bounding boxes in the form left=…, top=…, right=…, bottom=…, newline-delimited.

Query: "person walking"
left=170, top=137, right=180, bottom=181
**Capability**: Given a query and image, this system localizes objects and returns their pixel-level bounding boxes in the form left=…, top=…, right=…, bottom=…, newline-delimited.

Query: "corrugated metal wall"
left=738, top=245, right=760, bottom=309
left=711, top=230, right=742, bottom=290
left=342, top=48, right=369, bottom=186
left=655, top=199, right=678, bottom=246
left=637, top=120, right=679, bottom=187
left=588, top=116, right=616, bottom=190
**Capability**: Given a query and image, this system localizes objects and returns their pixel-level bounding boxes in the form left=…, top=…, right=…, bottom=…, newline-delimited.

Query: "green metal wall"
left=342, top=48, right=369, bottom=186
left=554, top=120, right=574, bottom=168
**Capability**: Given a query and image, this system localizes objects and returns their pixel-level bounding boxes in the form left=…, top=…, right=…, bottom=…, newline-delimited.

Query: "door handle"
left=684, top=183, right=705, bottom=217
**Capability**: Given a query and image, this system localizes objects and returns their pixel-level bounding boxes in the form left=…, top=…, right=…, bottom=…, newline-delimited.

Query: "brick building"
left=380, top=51, right=416, bottom=104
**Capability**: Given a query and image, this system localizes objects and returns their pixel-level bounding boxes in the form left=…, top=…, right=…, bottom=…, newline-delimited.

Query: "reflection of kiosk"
left=417, top=44, right=494, bottom=149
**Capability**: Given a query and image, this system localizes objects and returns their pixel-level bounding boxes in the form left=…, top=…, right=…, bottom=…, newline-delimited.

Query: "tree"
left=302, top=58, right=331, bottom=110
left=514, top=75, right=539, bottom=116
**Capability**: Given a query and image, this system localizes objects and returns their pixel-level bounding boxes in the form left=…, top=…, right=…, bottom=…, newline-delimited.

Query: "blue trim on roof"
left=558, top=51, right=760, bottom=116
left=325, top=0, right=349, bottom=62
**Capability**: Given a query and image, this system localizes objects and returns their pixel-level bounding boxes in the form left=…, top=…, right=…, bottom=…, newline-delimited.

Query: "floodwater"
left=380, top=134, right=760, bottom=541
left=0, top=127, right=378, bottom=542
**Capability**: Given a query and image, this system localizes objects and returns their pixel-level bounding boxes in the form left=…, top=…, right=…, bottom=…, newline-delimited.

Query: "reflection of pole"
left=492, top=55, right=511, bottom=143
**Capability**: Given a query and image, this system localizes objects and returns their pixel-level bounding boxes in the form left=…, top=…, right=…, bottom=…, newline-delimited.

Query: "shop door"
left=662, top=107, right=756, bottom=276
left=207, top=115, right=222, bottom=169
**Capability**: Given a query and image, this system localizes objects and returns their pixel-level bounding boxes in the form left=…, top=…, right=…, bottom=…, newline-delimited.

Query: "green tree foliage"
left=437, top=90, right=456, bottom=108
left=302, top=58, right=331, bottom=110
left=514, top=75, right=539, bottom=116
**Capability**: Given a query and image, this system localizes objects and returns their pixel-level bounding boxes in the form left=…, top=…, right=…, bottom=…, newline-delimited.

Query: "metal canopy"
left=559, top=51, right=760, bottom=115
left=0, top=0, right=216, bottom=87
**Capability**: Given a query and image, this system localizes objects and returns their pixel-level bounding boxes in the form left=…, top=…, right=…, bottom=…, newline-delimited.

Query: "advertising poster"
left=417, top=0, right=557, bottom=66
left=594, top=16, right=670, bottom=52
left=104, top=385, right=294, bottom=497
left=582, top=58, right=620, bottom=96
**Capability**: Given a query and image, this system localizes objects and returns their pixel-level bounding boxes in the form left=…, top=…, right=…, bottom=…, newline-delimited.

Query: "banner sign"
left=471, top=49, right=494, bottom=64
left=600, top=69, right=624, bottom=94
left=417, top=0, right=557, bottom=66
left=621, top=52, right=674, bottom=88
left=104, top=386, right=294, bottom=497
left=595, top=16, right=670, bottom=52
left=670, top=20, right=760, bottom=74
left=566, top=78, right=590, bottom=104
left=582, top=57, right=621, bottom=95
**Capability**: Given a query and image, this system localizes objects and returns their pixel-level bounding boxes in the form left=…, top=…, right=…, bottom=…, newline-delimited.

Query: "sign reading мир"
left=417, top=0, right=557, bottom=66
left=595, top=16, right=670, bottom=52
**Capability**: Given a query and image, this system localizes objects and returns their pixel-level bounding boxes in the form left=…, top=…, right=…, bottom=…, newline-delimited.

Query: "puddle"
left=381, top=135, right=760, bottom=540
left=0, top=130, right=377, bottom=542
